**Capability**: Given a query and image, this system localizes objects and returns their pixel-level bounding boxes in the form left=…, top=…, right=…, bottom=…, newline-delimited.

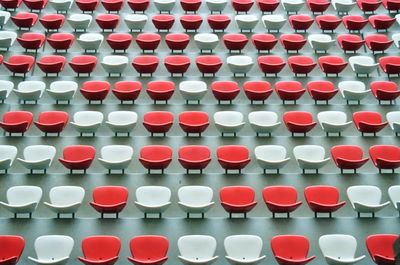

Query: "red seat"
left=101, top=0, right=124, bottom=12
left=23, top=0, right=47, bottom=15
left=217, top=145, right=250, bottom=173
left=283, top=111, right=317, bottom=136
left=181, top=0, right=202, bottom=12
left=271, top=235, right=316, bottom=265
left=139, top=145, right=173, bottom=174
left=257, top=55, right=286, bottom=76
left=251, top=34, right=277, bottom=53
left=337, top=34, right=365, bottom=53
left=262, top=186, right=302, bottom=218
left=36, top=55, right=66, bottom=76
left=136, top=33, right=161, bottom=52
left=231, top=0, right=254, bottom=13
left=128, top=236, right=168, bottom=265
left=96, top=14, right=119, bottom=31
left=379, top=56, right=400, bottom=77
left=211, top=81, right=240, bottom=104
left=275, top=81, right=305, bottom=104
left=195, top=55, right=223, bottom=77
left=112, top=81, right=142, bottom=103
left=164, top=55, right=191, bottom=77
left=342, top=15, right=368, bottom=32
left=288, top=15, right=314, bottom=32
left=106, top=33, right=132, bottom=52
left=90, top=186, right=128, bottom=218
left=220, top=186, right=257, bottom=218
left=127, top=0, right=149, bottom=12
left=331, top=145, right=369, bottom=173
left=143, top=111, right=174, bottom=136
left=316, top=14, right=341, bottom=32
left=76, top=0, right=99, bottom=12
left=369, top=145, right=400, bottom=173
left=152, top=14, right=175, bottom=32
left=243, top=80, right=272, bottom=103
left=180, top=14, right=202, bottom=31
left=369, top=14, right=395, bottom=31
left=0, top=0, right=22, bottom=10
left=146, top=81, right=175, bottom=103
left=256, top=0, right=279, bottom=13
left=279, top=34, right=306, bottom=53
left=223, top=33, right=248, bottom=52
left=11, top=12, right=38, bottom=29
left=17, top=32, right=45, bottom=52
left=47, top=33, right=74, bottom=52
left=306, top=0, right=330, bottom=13
left=366, top=234, right=398, bottom=265
left=78, top=236, right=120, bottom=265
left=165, top=33, right=190, bottom=52
left=318, top=55, right=347, bottom=76
left=287, top=55, right=316, bottom=77
left=0, top=235, right=25, bottom=265
left=382, top=0, right=400, bottom=11
left=370, top=81, right=400, bottom=104
left=39, top=14, right=64, bottom=31
left=353, top=111, right=388, bottom=136
left=304, top=185, right=345, bottom=217
left=306, top=80, right=338, bottom=104
left=357, top=0, right=381, bottom=13
left=132, top=55, right=159, bottom=77
left=178, top=145, right=211, bottom=173
left=59, top=145, right=96, bottom=174
left=179, top=111, right=209, bottom=136
left=80, top=81, right=110, bottom=104
left=0, top=111, right=33, bottom=136
left=34, top=111, right=69, bottom=136
left=69, top=55, right=97, bottom=77
left=207, top=14, right=231, bottom=32
left=4, top=55, right=35, bottom=77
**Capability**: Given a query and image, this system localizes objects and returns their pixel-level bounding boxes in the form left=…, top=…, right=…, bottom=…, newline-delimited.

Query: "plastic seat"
left=235, top=14, right=257, bottom=32
left=226, top=55, right=253, bottom=77
left=347, top=185, right=390, bottom=217
left=369, top=145, right=400, bottom=173
left=306, top=80, right=338, bottom=104
left=127, top=0, right=149, bottom=12
left=17, top=145, right=56, bottom=174
left=257, top=55, right=285, bottom=76
left=106, top=33, right=132, bottom=52
left=318, top=56, right=348, bottom=77
left=308, top=34, right=335, bottom=53
left=206, top=0, right=227, bottom=12
left=36, top=55, right=66, bottom=77
left=251, top=34, right=277, bottom=53
left=154, top=0, right=176, bottom=12
left=13, top=81, right=45, bottom=104
left=0, top=145, right=17, bottom=173
left=207, top=14, right=230, bottom=32
left=180, top=14, right=202, bottom=31
left=76, top=0, right=99, bottom=12
left=307, top=0, right=330, bottom=13
left=181, top=0, right=202, bottom=12
left=178, top=235, right=217, bottom=265
left=319, top=235, right=365, bottom=265
left=357, top=0, right=381, bottom=13
left=59, top=145, right=96, bottom=174
left=282, top=0, right=305, bottom=13
left=106, top=111, right=138, bottom=136
left=77, top=33, right=103, bottom=53
left=139, top=145, right=173, bottom=174
left=112, top=81, right=142, bottom=104
left=28, top=235, right=74, bottom=265
left=338, top=81, right=370, bottom=104
left=332, top=0, right=356, bottom=14
left=44, top=186, right=85, bottom=218
left=289, top=14, right=314, bottom=32
left=353, top=111, right=387, bottom=136
left=262, top=186, right=301, bottom=217
left=386, top=111, right=400, bottom=135
left=165, top=33, right=190, bottom=52
left=331, top=145, right=369, bottom=173
left=196, top=55, right=223, bottom=77
left=194, top=33, right=219, bottom=53
left=0, top=31, right=17, bottom=51
left=4, top=55, right=35, bottom=78
left=388, top=185, right=400, bottom=214
left=280, top=34, right=307, bottom=53
left=223, top=33, right=248, bottom=52
left=0, top=111, right=33, bottom=136
left=275, top=81, right=305, bottom=104
left=337, top=34, right=365, bottom=53
left=178, top=186, right=214, bottom=218
left=134, top=186, right=171, bottom=218
left=256, top=0, right=279, bottom=13
left=231, top=0, right=253, bottom=13
left=214, top=111, right=245, bottom=136
left=80, top=80, right=110, bottom=104
left=0, top=186, right=42, bottom=218
left=143, top=111, right=174, bottom=136
left=49, top=0, right=73, bottom=12
left=146, top=81, right=175, bottom=104
left=255, top=145, right=289, bottom=174
left=17, top=32, right=45, bottom=52
left=78, top=236, right=120, bottom=265
left=101, top=0, right=124, bottom=12
left=47, top=33, right=74, bottom=52
left=152, top=14, right=175, bottom=32
left=217, top=145, right=250, bottom=174
left=164, top=55, right=190, bottom=77
left=178, top=145, right=211, bottom=174
left=179, top=111, right=209, bottom=136
left=11, top=12, right=38, bottom=29
left=179, top=81, right=208, bottom=104
left=39, top=14, right=65, bottom=32
left=366, top=234, right=398, bottom=265
left=101, top=55, right=128, bottom=77
left=224, top=235, right=265, bottom=264
left=365, top=34, right=393, bottom=53
left=128, top=236, right=168, bottom=264
left=382, top=0, right=400, bottom=11
left=293, top=145, right=330, bottom=174
left=0, top=0, right=22, bottom=10
left=316, top=14, right=341, bottom=32
left=90, top=186, right=128, bottom=218
left=68, top=14, right=92, bottom=32
left=271, top=235, right=315, bottom=265
left=0, top=80, right=13, bottom=103
left=71, top=111, right=103, bottom=137
left=47, top=81, right=78, bottom=104
left=132, top=55, right=159, bottom=77
left=379, top=56, right=400, bottom=77
left=262, top=14, right=286, bottom=32
left=369, top=14, right=395, bottom=31
left=342, top=15, right=368, bottom=33
left=98, top=145, right=133, bottom=174
left=288, top=56, right=317, bottom=77
left=304, top=186, right=346, bottom=218
left=0, top=235, right=25, bottom=265
left=69, top=55, right=97, bottom=77
left=393, top=33, right=400, bottom=48
left=348, top=56, right=378, bottom=77
left=317, top=111, right=352, bottom=136
left=0, top=11, right=8, bottom=27
left=124, top=14, right=147, bottom=31
left=220, top=186, right=257, bottom=218
left=248, top=111, right=280, bottom=137
left=283, top=111, right=317, bottom=136
left=211, top=81, right=240, bottom=104
left=243, top=81, right=272, bottom=104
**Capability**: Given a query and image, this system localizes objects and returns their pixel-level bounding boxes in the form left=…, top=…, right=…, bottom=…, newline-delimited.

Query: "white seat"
left=319, top=234, right=365, bottom=265
left=317, top=111, right=352, bottom=135
left=224, top=235, right=266, bottom=265
left=293, top=145, right=330, bottom=173
left=101, top=55, right=129, bottom=76
left=396, top=14, right=400, bottom=25
left=347, top=185, right=390, bottom=217
left=154, top=0, right=176, bottom=12
left=338, top=81, right=370, bottom=103
left=17, top=145, right=56, bottom=174
left=235, top=15, right=258, bottom=32
left=349, top=56, right=378, bottom=76
left=0, top=80, right=14, bottom=103
left=135, top=186, right=171, bottom=218
left=28, top=235, right=74, bottom=265
left=0, top=11, right=11, bottom=28
left=388, top=185, right=400, bottom=212
left=0, top=185, right=42, bottom=217
left=0, top=145, right=17, bottom=173
left=261, top=15, right=286, bottom=32
left=67, top=14, right=92, bottom=31
left=179, top=81, right=208, bottom=103
left=332, top=0, right=356, bottom=14
left=178, top=235, right=218, bottom=265
left=214, top=111, right=245, bottom=136
left=308, top=34, right=335, bottom=53
left=178, top=186, right=214, bottom=217
left=124, top=14, right=148, bottom=31
left=248, top=111, right=280, bottom=136
left=70, top=111, right=104, bottom=136
left=98, top=145, right=133, bottom=173
left=227, top=56, right=254, bottom=77
left=255, top=145, right=290, bottom=173
left=77, top=33, right=103, bottom=52
left=393, top=33, right=400, bottom=48
left=49, top=0, right=73, bottom=13
left=44, top=186, right=85, bottom=217
left=194, top=33, right=219, bottom=53
left=281, top=0, right=305, bottom=13
left=0, top=31, right=17, bottom=50
left=206, top=0, right=228, bottom=12
left=106, top=111, right=138, bottom=136
left=47, top=81, right=78, bottom=104
left=386, top=111, right=400, bottom=135
left=14, top=81, right=45, bottom=104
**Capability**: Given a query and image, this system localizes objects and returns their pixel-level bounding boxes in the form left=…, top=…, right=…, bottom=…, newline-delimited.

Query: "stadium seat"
left=306, top=80, right=338, bottom=104
left=206, top=0, right=227, bottom=13
left=106, top=111, right=138, bottom=136
left=68, top=55, right=97, bottom=77
left=369, top=14, right=395, bottom=32
left=178, top=145, right=211, bottom=174
left=124, top=14, right=147, bottom=31
left=98, top=145, right=133, bottom=174
left=316, top=14, right=341, bottom=32
left=338, top=81, right=370, bottom=104
left=90, top=186, right=128, bottom=218
left=256, top=0, right=279, bottom=13
left=214, top=111, right=245, bottom=137
left=388, top=185, right=400, bottom=214
left=101, top=55, right=128, bottom=77
left=13, top=80, right=45, bottom=104
left=194, top=33, right=219, bottom=53
left=369, top=145, right=400, bottom=173
left=0, top=80, right=13, bottom=103
left=223, top=33, right=248, bottom=52
left=386, top=111, right=400, bottom=135
left=128, top=236, right=169, bottom=264
left=337, top=34, right=365, bottom=53
left=76, top=0, right=99, bottom=12
left=67, top=14, right=92, bottom=31
left=139, top=145, right=173, bottom=174
left=17, top=145, right=56, bottom=174
left=152, top=14, right=175, bottom=32
left=280, top=33, right=307, bottom=53
left=379, top=56, right=400, bottom=77
left=348, top=56, right=378, bottom=77
left=283, top=111, right=317, bottom=136
left=164, top=55, right=191, bottom=77
left=211, top=81, right=240, bottom=104
left=180, top=0, right=202, bottom=12
left=262, top=186, right=302, bottom=217
left=39, top=13, right=65, bottom=32
left=195, top=55, right=223, bottom=77
left=224, top=235, right=266, bottom=264
left=28, top=235, right=74, bottom=265
left=231, top=0, right=253, bottom=13
left=47, top=80, right=78, bottom=104
left=58, top=145, right=96, bottom=174
left=365, top=34, right=393, bottom=53
left=154, top=0, right=176, bottom=13
left=255, top=145, right=290, bottom=174
left=131, top=55, right=159, bottom=77
left=136, top=33, right=161, bottom=53
left=318, top=56, right=348, bottom=77
left=217, top=145, right=250, bottom=174
left=251, top=34, right=277, bottom=53
left=282, top=0, right=305, bottom=14
left=308, top=34, right=335, bottom=53
left=366, top=234, right=398, bottom=265
left=17, top=32, right=45, bottom=53
left=80, top=81, right=110, bottom=104
left=3, top=55, right=35, bottom=78
left=288, top=55, right=317, bottom=77
left=112, top=81, right=142, bottom=103
left=248, top=111, right=280, bottom=137
left=0, top=31, right=17, bottom=51
left=220, top=186, right=257, bottom=218
left=101, top=0, right=124, bottom=12
left=0, top=185, right=42, bottom=218
left=0, top=235, right=25, bottom=264
left=243, top=81, right=272, bottom=104
left=304, top=185, right=346, bottom=218
left=342, top=15, right=368, bottom=33
left=307, top=0, right=330, bottom=13
left=289, top=14, right=314, bottom=32
left=352, top=111, right=388, bottom=136
left=317, top=111, right=352, bottom=136
left=70, top=110, right=103, bottom=134
left=143, top=111, right=174, bottom=136
left=382, top=0, right=400, bottom=11
left=178, top=235, right=217, bottom=264
left=275, top=80, right=305, bottom=104
left=36, top=55, right=66, bottom=77
left=0, top=111, right=33, bottom=136
left=207, top=14, right=230, bottom=32
left=271, top=235, right=315, bottom=265
left=179, top=81, right=208, bottom=103
left=262, top=14, right=286, bottom=32
left=347, top=185, right=390, bottom=217
left=331, top=145, right=369, bottom=173
left=165, top=33, right=190, bottom=53
left=77, top=33, right=103, bottom=53
left=177, top=186, right=214, bottom=218
left=319, top=235, right=365, bottom=265
left=235, top=14, right=257, bottom=32
left=258, top=55, right=286, bottom=76
left=180, top=14, right=202, bottom=31
left=11, top=12, right=38, bottom=30
left=179, top=111, right=209, bottom=136
left=293, top=145, right=330, bottom=174
left=0, top=145, right=17, bottom=173
left=46, top=33, right=74, bottom=52
left=78, top=236, right=120, bottom=265
left=44, top=186, right=85, bottom=218
left=0, top=0, right=23, bottom=10
left=126, top=0, right=149, bottom=12
left=146, top=80, right=175, bottom=104
left=227, top=55, right=253, bottom=77
left=106, top=33, right=132, bottom=52
left=357, top=0, right=381, bottom=13
left=134, top=186, right=171, bottom=218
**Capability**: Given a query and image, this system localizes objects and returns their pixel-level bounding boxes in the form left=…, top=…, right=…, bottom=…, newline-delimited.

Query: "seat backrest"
left=136, top=186, right=171, bottom=205
left=63, top=145, right=96, bottom=161
left=347, top=185, right=382, bottom=205
left=224, top=235, right=263, bottom=259
left=271, top=235, right=310, bottom=259
left=220, top=186, right=255, bottom=204
left=0, top=145, right=17, bottom=161
left=0, top=235, right=24, bottom=262
left=100, top=145, right=133, bottom=162
left=317, top=111, right=347, bottom=125
left=331, top=145, right=363, bottom=160
left=179, top=145, right=210, bottom=160
left=294, top=145, right=325, bottom=160
left=263, top=186, right=298, bottom=204
left=23, top=145, right=56, bottom=161
left=284, top=111, right=313, bottom=124
left=304, top=186, right=340, bottom=204
left=370, top=145, right=400, bottom=161
left=140, top=146, right=172, bottom=161
left=366, top=234, right=398, bottom=260
left=178, top=186, right=213, bottom=205
left=217, top=145, right=249, bottom=161
left=178, top=235, right=216, bottom=260
left=73, top=111, right=104, bottom=124
left=214, top=111, right=244, bottom=125
left=7, top=186, right=42, bottom=205
left=81, top=236, right=121, bottom=260
left=92, top=186, right=128, bottom=205
left=130, top=236, right=168, bottom=260
left=34, top=235, right=74, bottom=260
left=38, top=111, right=68, bottom=124
left=248, top=111, right=278, bottom=125
left=319, top=234, right=358, bottom=259
left=49, top=186, right=85, bottom=206
left=107, top=111, right=138, bottom=124
left=255, top=145, right=286, bottom=160
left=3, top=111, right=33, bottom=123
left=353, top=111, right=382, bottom=124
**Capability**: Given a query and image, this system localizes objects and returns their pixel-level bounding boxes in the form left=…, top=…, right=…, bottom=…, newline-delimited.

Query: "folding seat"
left=131, top=56, right=159, bottom=77
left=251, top=34, right=277, bottom=53
left=178, top=235, right=217, bottom=264
left=139, top=145, right=173, bottom=174
left=388, top=185, right=400, bottom=214
left=127, top=0, right=149, bottom=12
left=11, top=12, right=38, bottom=30
left=257, top=55, right=285, bottom=76
left=227, top=55, right=253, bottom=77
left=135, top=33, right=161, bottom=53
left=223, top=33, right=248, bottom=53
left=365, top=34, right=393, bottom=54
left=347, top=185, right=390, bottom=217
left=194, top=33, right=219, bottom=53
left=195, top=55, right=222, bottom=77
left=0, top=236, right=25, bottom=264
left=214, top=111, right=245, bottom=136
left=261, top=14, right=286, bottom=32
left=249, top=111, right=280, bottom=137
left=287, top=55, right=317, bottom=77
left=154, top=0, right=176, bottom=13
left=164, top=55, right=191, bottom=77
left=36, top=55, right=66, bottom=77
left=207, top=14, right=230, bottom=32
left=39, top=14, right=65, bottom=32
left=78, top=236, right=120, bottom=265
left=28, top=236, right=74, bottom=265
left=206, top=0, right=228, bottom=13
left=348, top=56, right=378, bottom=77
left=281, top=0, right=305, bottom=13
left=13, top=80, right=45, bottom=105
left=271, top=235, right=315, bottom=265
left=76, top=0, right=99, bottom=12
left=181, top=0, right=202, bottom=12
left=152, top=14, right=175, bottom=32
left=283, top=111, right=317, bottom=136
left=178, top=81, right=207, bottom=104
left=4, top=55, right=35, bottom=78
left=106, top=111, right=138, bottom=136
left=275, top=81, right=305, bottom=104
left=71, top=111, right=104, bottom=137
left=0, top=80, right=13, bottom=103
left=112, top=80, right=142, bottom=103
left=338, top=81, right=370, bottom=104
left=379, top=56, right=400, bottom=77
left=386, top=111, right=400, bottom=135
left=280, top=34, right=307, bottom=53
left=263, top=186, right=301, bottom=217
left=98, top=145, right=133, bottom=174
left=256, top=0, right=279, bottom=13
left=128, top=236, right=169, bottom=264
left=69, top=55, right=97, bottom=77
left=304, top=185, right=346, bottom=218
left=319, top=235, right=365, bottom=265
left=95, top=14, right=119, bottom=31
left=235, top=14, right=258, bottom=32
left=307, top=0, right=330, bottom=13
left=224, top=235, right=265, bottom=264
left=47, top=81, right=78, bottom=104
left=357, top=0, right=381, bottom=13
left=146, top=80, right=175, bottom=104
left=101, top=0, right=124, bottom=12
left=47, top=33, right=74, bottom=52
left=0, top=0, right=22, bottom=10
left=332, top=0, right=356, bottom=14
left=134, top=186, right=171, bottom=217
left=288, top=14, right=314, bottom=32
left=217, top=145, right=250, bottom=174
left=80, top=81, right=110, bottom=104
left=0, top=186, right=42, bottom=218
left=44, top=186, right=85, bottom=218
left=49, top=0, right=73, bottom=12
left=178, top=186, right=214, bottom=218
left=77, top=33, right=103, bottom=53
left=211, top=81, right=239, bottom=104
left=90, top=186, right=128, bottom=218
left=317, top=111, right=352, bottom=136
left=0, top=111, right=33, bottom=136
left=316, top=15, right=341, bottom=32
left=143, top=111, right=174, bottom=136
left=369, top=14, right=395, bottom=32
left=106, top=33, right=132, bottom=52
left=318, top=56, right=348, bottom=77
left=220, top=186, right=256, bottom=218
left=366, top=234, right=398, bottom=264
left=306, top=80, right=338, bottom=104
left=179, top=111, right=209, bottom=136
left=369, top=145, right=400, bottom=173
left=0, top=31, right=17, bottom=51
left=382, top=0, right=400, bottom=11
left=308, top=34, right=335, bottom=53
left=101, top=55, right=128, bottom=77
left=331, top=145, right=368, bottom=173
left=178, top=145, right=211, bottom=174
left=59, top=145, right=96, bottom=174
left=124, top=14, right=147, bottom=31
left=293, top=145, right=330, bottom=174
left=165, top=33, right=190, bottom=53
left=16, top=32, right=45, bottom=53
left=243, top=81, right=272, bottom=104
left=0, top=145, right=17, bottom=174
left=180, top=14, right=202, bottom=32
left=353, top=111, right=388, bottom=136
left=17, top=145, right=56, bottom=174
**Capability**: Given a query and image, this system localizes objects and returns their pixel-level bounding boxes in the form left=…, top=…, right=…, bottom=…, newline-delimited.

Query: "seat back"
left=217, top=145, right=249, bottom=161
left=178, top=235, right=216, bottom=260
left=130, top=236, right=168, bottom=260
left=23, top=145, right=56, bottom=161
left=319, top=234, right=358, bottom=259
left=34, top=235, right=74, bottom=260
left=263, top=186, right=298, bottom=204
left=49, top=186, right=85, bottom=206
left=0, top=235, right=24, bottom=262
left=220, top=186, right=255, bottom=205
left=304, top=186, right=340, bottom=204
left=271, top=235, right=310, bottom=260
left=140, top=146, right=172, bottom=161
left=92, top=186, right=128, bottom=205
left=347, top=185, right=382, bottom=205
left=63, top=145, right=96, bottom=161
left=136, top=186, right=171, bottom=205
left=81, top=236, right=121, bottom=260
left=331, top=145, right=363, bottom=160
left=7, top=185, right=42, bottom=205
left=100, top=145, right=133, bottom=162
left=366, top=234, right=398, bottom=261
left=178, top=186, right=213, bottom=205
left=224, top=235, right=263, bottom=259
